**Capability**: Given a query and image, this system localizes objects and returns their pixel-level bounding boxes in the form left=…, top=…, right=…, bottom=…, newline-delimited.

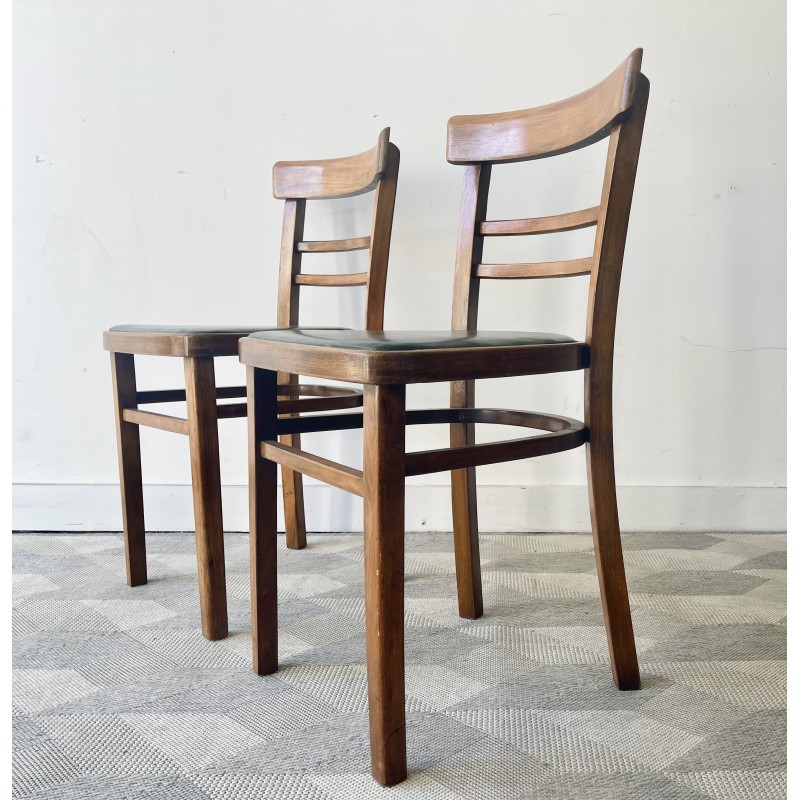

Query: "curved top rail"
left=273, top=127, right=391, bottom=200
left=446, top=49, right=643, bottom=164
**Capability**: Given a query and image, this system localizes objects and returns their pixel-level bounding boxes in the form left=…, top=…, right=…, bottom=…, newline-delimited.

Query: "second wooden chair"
left=103, top=129, right=400, bottom=640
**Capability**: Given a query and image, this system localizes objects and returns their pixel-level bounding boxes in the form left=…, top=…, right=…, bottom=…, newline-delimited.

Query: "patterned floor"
left=12, top=531, right=786, bottom=799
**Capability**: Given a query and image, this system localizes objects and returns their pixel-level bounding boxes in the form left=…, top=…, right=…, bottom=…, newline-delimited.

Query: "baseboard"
left=11, top=483, right=786, bottom=533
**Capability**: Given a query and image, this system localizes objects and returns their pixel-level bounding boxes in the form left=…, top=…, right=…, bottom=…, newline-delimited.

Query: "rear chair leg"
left=110, top=352, right=147, bottom=587
left=450, top=379, right=483, bottom=619
left=185, top=356, right=229, bottom=641
left=585, top=386, right=640, bottom=690
left=281, top=435, right=307, bottom=549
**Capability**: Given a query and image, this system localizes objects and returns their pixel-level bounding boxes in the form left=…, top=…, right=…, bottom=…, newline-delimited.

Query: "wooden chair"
left=240, top=51, right=649, bottom=785
left=103, top=128, right=400, bottom=641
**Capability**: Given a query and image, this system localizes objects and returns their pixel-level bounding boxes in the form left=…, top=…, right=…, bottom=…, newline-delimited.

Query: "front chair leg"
left=110, top=353, right=147, bottom=587
left=585, top=380, right=640, bottom=690
left=184, top=356, right=228, bottom=641
left=450, top=379, right=483, bottom=618
left=363, top=384, right=407, bottom=786
left=248, top=367, right=279, bottom=675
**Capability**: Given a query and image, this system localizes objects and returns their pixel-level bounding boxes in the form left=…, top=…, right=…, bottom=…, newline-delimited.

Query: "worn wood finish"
left=248, top=366, right=279, bottom=675
left=105, top=131, right=399, bottom=642
left=184, top=357, right=228, bottom=640
left=103, top=329, right=250, bottom=358
left=295, top=272, right=368, bottom=287
left=297, top=236, right=371, bottom=253
left=122, top=408, right=191, bottom=435
left=273, top=127, right=390, bottom=200
left=238, top=338, right=587, bottom=386
left=362, top=384, right=407, bottom=786
left=450, top=163, right=491, bottom=620
left=475, top=258, right=593, bottom=280
left=364, top=143, right=401, bottom=330
left=583, top=73, right=649, bottom=690
left=275, top=195, right=309, bottom=550
left=447, top=50, right=642, bottom=164
left=110, top=353, right=147, bottom=587
left=479, top=206, right=599, bottom=236
left=262, top=441, right=365, bottom=497
left=241, top=54, right=648, bottom=784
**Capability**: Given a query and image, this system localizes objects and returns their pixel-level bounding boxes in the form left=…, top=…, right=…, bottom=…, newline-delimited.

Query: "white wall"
left=12, top=0, right=786, bottom=531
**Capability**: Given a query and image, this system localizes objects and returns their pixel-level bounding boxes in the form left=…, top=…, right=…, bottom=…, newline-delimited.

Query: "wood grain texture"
left=583, top=73, right=650, bottom=691
left=273, top=127, right=390, bottom=199
left=364, top=143, right=400, bottom=329
left=275, top=196, right=308, bottom=550
left=184, top=357, right=228, bottom=641
left=447, top=49, right=642, bottom=164
left=239, top=338, right=587, bottom=385
left=248, top=366, right=279, bottom=675
left=362, top=384, right=407, bottom=786
left=122, top=408, right=190, bottom=435
left=294, top=272, right=368, bottom=287
left=103, top=329, right=248, bottom=358
left=479, top=206, right=599, bottom=236
left=475, top=258, right=593, bottom=279
left=262, top=441, right=364, bottom=497
left=449, top=162, right=491, bottom=620
left=110, top=353, right=147, bottom=587
left=296, top=236, right=370, bottom=253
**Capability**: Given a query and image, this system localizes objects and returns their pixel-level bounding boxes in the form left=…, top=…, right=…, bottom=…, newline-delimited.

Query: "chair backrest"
left=447, top=50, right=649, bottom=363
left=272, top=128, right=400, bottom=331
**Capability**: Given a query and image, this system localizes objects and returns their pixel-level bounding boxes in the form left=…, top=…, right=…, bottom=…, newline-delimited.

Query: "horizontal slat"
left=405, top=427, right=587, bottom=476
left=479, top=207, right=599, bottom=236
left=137, top=386, right=247, bottom=404
left=122, top=408, right=189, bottom=435
left=261, top=441, right=364, bottom=496
left=297, top=236, right=370, bottom=253
left=216, top=403, right=247, bottom=419
left=294, top=273, right=368, bottom=287
left=475, top=258, right=593, bottom=279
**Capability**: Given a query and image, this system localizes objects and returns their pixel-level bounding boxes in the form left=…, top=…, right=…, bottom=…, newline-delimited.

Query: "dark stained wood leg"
left=363, top=384, right=407, bottom=786
left=450, top=379, right=483, bottom=619
left=248, top=366, right=279, bottom=675
left=184, top=356, right=228, bottom=641
left=110, top=353, right=147, bottom=587
left=281, top=434, right=307, bottom=550
left=585, top=375, right=640, bottom=690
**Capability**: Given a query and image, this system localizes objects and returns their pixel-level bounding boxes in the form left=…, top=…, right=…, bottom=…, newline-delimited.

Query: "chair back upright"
left=272, top=127, right=400, bottom=333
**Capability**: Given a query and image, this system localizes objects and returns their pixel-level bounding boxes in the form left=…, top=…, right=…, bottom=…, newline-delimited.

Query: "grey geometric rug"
left=13, top=531, right=786, bottom=799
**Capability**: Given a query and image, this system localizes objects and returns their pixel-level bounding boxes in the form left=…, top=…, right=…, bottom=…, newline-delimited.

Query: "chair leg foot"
left=185, top=356, right=229, bottom=641
left=586, top=437, right=640, bottom=690
left=110, top=353, right=147, bottom=587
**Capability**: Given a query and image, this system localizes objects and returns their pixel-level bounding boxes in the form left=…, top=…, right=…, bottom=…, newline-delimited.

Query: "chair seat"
left=104, top=325, right=346, bottom=358
left=247, top=328, right=575, bottom=349
left=240, top=328, right=586, bottom=384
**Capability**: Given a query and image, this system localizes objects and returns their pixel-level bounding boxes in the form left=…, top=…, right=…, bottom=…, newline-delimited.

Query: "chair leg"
left=184, top=356, right=228, bottom=641
left=110, top=353, right=147, bottom=587
left=248, top=367, right=279, bottom=675
left=450, top=379, right=483, bottom=619
left=585, top=388, right=640, bottom=690
left=363, top=384, right=407, bottom=786
left=281, top=434, right=307, bottom=549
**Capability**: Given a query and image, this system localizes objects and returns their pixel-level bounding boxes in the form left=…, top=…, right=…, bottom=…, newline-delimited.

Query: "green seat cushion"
left=109, top=325, right=347, bottom=335
left=246, top=329, right=575, bottom=351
